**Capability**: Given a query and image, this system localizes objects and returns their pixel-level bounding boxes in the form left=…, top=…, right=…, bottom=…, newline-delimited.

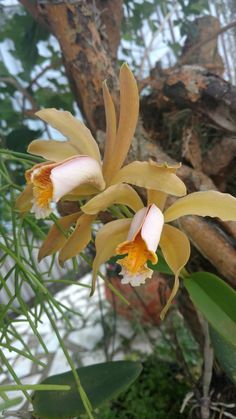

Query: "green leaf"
left=32, top=361, right=142, bottom=419
left=0, top=9, right=50, bottom=75
left=6, top=127, right=42, bottom=153
left=148, top=250, right=173, bottom=275
left=210, top=327, right=236, bottom=385
left=184, top=272, right=236, bottom=347
left=0, top=397, right=23, bottom=410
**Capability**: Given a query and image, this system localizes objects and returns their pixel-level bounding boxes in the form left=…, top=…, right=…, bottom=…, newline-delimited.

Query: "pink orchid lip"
left=127, top=204, right=164, bottom=253
left=127, top=207, right=147, bottom=241
left=50, top=155, right=105, bottom=202
left=141, top=204, right=164, bottom=253
left=117, top=204, right=164, bottom=287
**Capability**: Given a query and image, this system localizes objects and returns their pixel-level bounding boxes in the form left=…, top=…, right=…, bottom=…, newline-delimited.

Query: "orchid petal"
left=110, top=161, right=186, bottom=196
left=102, top=81, right=117, bottom=179
left=116, top=205, right=163, bottom=285
left=159, top=224, right=191, bottom=319
left=82, top=184, right=143, bottom=215
left=50, top=156, right=105, bottom=203
left=104, top=64, right=139, bottom=179
left=147, top=190, right=167, bottom=211
left=15, top=184, right=33, bottom=214
left=38, top=212, right=81, bottom=261
left=64, top=184, right=100, bottom=201
left=124, top=205, right=164, bottom=251
left=164, top=191, right=236, bottom=222
left=28, top=139, right=79, bottom=162
left=141, top=205, right=164, bottom=253
left=91, top=218, right=132, bottom=295
left=36, top=108, right=101, bottom=161
left=126, top=207, right=147, bottom=240
left=59, top=214, right=95, bottom=265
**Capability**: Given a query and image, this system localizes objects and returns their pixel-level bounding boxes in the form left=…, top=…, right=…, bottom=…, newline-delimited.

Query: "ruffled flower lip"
left=120, top=266, right=153, bottom=286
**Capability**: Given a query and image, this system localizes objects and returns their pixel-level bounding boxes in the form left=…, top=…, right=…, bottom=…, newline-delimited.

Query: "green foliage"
left=147, top=249, right=173, bottom=275
left=32, top=361, right=142, bottom=419
left=210, top=327, right=236, bottom=385
left=5, top=127, right=42, bottom=153
left=0, top=11, right=49, bottom=76
left=96, top=355, right=190, bottom=419
left=0, top=397, right=23, bottom=411
left=184, top=272, right=236, bottom=348
left=0, top=150, right=95, bottom=417
left=0, top=5, right=74, bottom=154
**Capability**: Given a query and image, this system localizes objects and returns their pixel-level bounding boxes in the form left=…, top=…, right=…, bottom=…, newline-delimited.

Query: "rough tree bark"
left=21, top=0, right=122, bottom=133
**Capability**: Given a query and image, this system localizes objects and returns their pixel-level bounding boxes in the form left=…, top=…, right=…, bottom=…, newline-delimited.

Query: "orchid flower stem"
left=0, top=148, right=44, bottom=162
left=0, top=242, right=48, bottom=295
left=119, top=204, right=133, bottom=218
left=0, top=350, right=31, bottom=401
left=43, top=301, right=94, bottom=419
left=109, top=205, right=126, bottom=219
left=43, top=279, right=91, bottom=288
left=0, top=385, right=70, bottom=391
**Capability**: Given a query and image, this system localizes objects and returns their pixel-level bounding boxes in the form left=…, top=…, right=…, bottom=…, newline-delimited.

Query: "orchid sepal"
left=35, top=108, right=101, bottom=161
left=164, top=190, right=236, bottom=222
left=82, top=184, right=143, bottom=215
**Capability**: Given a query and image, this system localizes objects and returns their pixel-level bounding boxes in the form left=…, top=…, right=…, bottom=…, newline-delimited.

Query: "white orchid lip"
left=120, top=266, right=153, bottom=287
left=29, top=155, right=105, bottom=219
left=116, top=204, right=164, bottom=286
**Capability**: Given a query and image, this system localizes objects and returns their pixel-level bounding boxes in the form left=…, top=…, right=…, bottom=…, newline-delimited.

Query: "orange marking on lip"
left=116, top=233, right=157, bottom=275
left=32, top=165, right=54, bottom=209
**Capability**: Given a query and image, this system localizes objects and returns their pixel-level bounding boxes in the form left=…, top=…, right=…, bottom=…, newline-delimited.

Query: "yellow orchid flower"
left=17, top=64, right=186, bottom=218
left=17, top=64, right=187, bottom=263
left=24, top=156, right=105, bottom=219
left=91, top=190, right=236, bottom=318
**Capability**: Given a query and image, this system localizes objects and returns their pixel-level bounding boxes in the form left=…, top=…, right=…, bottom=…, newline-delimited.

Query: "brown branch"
left=202, top=136, right=236, bottom=191
left=19, top=0, right=50, bottom=30
left=180, top=20, right=236, bottom=66
left=197, top=312, right=214, bottom=419
left=28, top=60, right=62, bottom=88
left=0, top=77, right=38, bottom=114
left=162, top=66, right=236, bottom=133
left=22, top=0, right=121, bottom=132
left=178, top=216, right=236, bottom=287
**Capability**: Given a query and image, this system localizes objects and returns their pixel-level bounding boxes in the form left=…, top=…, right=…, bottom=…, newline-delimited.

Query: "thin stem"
left=43, top=301, right=94, bottom=419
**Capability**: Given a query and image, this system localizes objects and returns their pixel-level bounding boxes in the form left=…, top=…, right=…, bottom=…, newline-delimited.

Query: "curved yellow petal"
left=28, top=139, right=79, bottom=162
left=15, top=184, right=33, bottom=214
left=159, top=224, right=191, bottom=319
left=147, top=190, right=167, bottom=212
left=82, top=184, right=143, bottom=214
left=105, top=64, right=139, bottom=179
left=64, top=184, right=100, bottom=201
left=38, top=212, right=81, bottom=262
left=35, top=108, right=101, bottom=161
left=59, top=214, right=95, bottom=265
left=102, top=81, right=117, bottom=180
left=91, top=218, right=132, bottom=295
left=110, top=161, right=186, bottom=197
left=164, top=191, right=236, bottom=222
